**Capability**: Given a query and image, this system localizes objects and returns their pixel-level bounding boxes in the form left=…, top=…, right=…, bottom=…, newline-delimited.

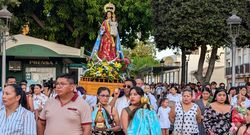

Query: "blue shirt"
left=0, top=105, right=37, bottom=135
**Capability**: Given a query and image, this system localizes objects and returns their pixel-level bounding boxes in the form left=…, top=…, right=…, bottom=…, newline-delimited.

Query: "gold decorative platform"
left=79, top=77, right=123, bottom=95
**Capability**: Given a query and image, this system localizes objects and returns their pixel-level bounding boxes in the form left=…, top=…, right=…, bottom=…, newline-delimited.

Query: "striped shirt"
left=0, top=105, right=37, bottom=135
left=0, top=90, right=3, bottom=107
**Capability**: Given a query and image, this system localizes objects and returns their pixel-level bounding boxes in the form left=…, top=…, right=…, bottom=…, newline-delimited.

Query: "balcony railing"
left=225, top=63, right=250, bottom=76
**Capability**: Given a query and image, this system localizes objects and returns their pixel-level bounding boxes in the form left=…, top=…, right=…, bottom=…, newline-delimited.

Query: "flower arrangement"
left=83, top=58, right=130, bottom=82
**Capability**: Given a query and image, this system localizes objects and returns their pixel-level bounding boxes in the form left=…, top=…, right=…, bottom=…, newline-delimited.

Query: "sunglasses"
left=123, top=85, right=131, bottom=89
left=99, top=95, right=110, bottom=98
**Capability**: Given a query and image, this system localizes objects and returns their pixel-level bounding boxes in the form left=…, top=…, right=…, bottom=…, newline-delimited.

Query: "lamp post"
left=0, top=6, right=12, bottom=88
left=160, top=59, right=164, bottom=83
left=150, top=66, right=154, bottom=84
left=185, top=50, right=192, bottom=84
left=227, top=11, right=242, bottom=87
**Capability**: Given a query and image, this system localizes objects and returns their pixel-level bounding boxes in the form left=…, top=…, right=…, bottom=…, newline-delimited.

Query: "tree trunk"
left=74, top=36, right=82, bottom=48
left=204, top=46, right=218, bottom=83
left=193, top=45, right=207, bottom=84
left=181, top=47, right=186, bottom=84
left=31, top=13, right=45, bottom=28
left=193, top=45, right=218, bottom=84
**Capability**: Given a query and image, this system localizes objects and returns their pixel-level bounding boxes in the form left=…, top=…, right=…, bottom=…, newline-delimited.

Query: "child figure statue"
left=110, top=14, right=118, bottom=37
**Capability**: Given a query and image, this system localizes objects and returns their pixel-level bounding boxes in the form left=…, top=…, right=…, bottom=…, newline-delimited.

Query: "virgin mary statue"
left=91, top=2, right=124, bottom=61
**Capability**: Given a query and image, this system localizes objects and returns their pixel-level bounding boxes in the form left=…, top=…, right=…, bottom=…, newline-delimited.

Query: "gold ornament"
left=140, top=96, right=149, bottom=104
left=95, top=105, right=106, bottom=129
left=104, top=2, right=115, bottom=13
left=21, top=22, right=29, bottom=36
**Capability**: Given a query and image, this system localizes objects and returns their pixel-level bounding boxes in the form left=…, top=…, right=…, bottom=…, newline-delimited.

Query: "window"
left=226, top=59, right=230, bottom=67
left=238, top=56, right=241, bottom=65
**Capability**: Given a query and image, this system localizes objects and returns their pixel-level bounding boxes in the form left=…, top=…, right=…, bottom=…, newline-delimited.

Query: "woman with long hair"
left=195, top=87, right=211, bottom=135
left=169, top=89, right=201, bottom=135
left=203, top=88, right=232, bottom=135
left=121, top=86, right=161, bottom=135
left=166, top=86, right=182, bottom=103
left=92, top=87, right=121, bottom=135
left=32, top=84, right=48, bottom=120
left=231, top=86, right=250, bottom=107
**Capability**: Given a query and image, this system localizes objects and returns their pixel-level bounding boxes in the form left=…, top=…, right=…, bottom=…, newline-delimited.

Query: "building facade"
left=225, top=47, right=250, bottom=86
left=1, top=34, right=84, bottom=86
left=141, top=46, right=226, bottom=85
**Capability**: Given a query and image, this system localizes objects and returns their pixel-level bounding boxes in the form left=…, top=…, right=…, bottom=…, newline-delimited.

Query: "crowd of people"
left=1, top=74, right=250, bottom=135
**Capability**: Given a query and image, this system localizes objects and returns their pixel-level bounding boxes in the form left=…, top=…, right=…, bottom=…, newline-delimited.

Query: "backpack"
left=127, top=108, right=162, bottom=135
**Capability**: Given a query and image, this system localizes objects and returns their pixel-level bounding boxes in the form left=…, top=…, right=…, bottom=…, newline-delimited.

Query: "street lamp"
left=227, top=11, right=242, bottom=87
left=0, top=6, right=12, bottom=87
left=185, top=50, right=192, bottom=84
left=150, top=66, right=154, bottom=84
left=160, top=59, right=164, bottom=83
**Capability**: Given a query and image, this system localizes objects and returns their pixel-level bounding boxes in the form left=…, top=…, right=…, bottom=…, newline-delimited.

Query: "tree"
left=7, top=0, right=152, bottom=50
left=0, top=0, right=20, bottom=6
left=152, top=0, right=250, bottom=84
left=123, top=40, right=159, bottom=77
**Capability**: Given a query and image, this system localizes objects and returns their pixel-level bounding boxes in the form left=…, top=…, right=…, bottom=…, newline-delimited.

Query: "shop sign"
left=29, top=60, right=56, bottom=65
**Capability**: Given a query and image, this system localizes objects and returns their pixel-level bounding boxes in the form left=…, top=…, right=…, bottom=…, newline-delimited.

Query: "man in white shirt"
left=110, top=78, right=136, bottom=117
left=210, top=81, right=217, bottom=96
left=136, top=79, right=158, bottom=111
left=156, top=84, right=163, bottom=99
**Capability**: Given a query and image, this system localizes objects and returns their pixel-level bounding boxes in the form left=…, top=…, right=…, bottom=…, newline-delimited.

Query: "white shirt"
left=156, top=86, right=163, bottom=95
left=77, top=91, right=97, bottom=108
left=145, top=93, right=158, bottom=111
left=166, top=93, right=182, bottom=103
left=85, top=95, right=97, bottom=108
left=33, top=93, right=48, bottom=110
left=231, top=95, right=250, bottom=108
left=115, top=95, right=130, bottom=117
left=158, top=106, right=171, bottom=128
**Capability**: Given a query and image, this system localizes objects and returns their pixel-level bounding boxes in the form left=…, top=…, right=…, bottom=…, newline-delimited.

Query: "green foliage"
left=130, top=56, right=159, bottom=77
left=124, top=40, right=156, bottom=58
left=152, top=0, right=250, bottom=50
left=123, top=40, right=159, bottom=76
left=0, top=0, right=21, bottom=7
left=7, top=0, right=153, bottom=50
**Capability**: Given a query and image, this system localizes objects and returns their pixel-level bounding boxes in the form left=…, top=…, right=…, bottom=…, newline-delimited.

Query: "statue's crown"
left=104, top=2, right=115, bottom=13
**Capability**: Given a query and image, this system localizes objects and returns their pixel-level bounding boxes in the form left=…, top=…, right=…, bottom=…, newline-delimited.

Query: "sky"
left=155, top=49, right=174, bottom=60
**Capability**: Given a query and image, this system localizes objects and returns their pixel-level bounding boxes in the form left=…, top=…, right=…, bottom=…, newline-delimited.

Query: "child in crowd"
left=158, top=98, right=171, bottom=135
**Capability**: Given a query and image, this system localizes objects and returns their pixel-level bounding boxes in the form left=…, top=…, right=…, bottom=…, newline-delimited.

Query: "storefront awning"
left=5, top=44, right=81, bottom=58
left=4, top=34, right=83, bottom=58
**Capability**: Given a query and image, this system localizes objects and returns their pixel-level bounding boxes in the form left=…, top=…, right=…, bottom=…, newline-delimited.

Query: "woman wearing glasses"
left=92, top=87, right=121, bottom=135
